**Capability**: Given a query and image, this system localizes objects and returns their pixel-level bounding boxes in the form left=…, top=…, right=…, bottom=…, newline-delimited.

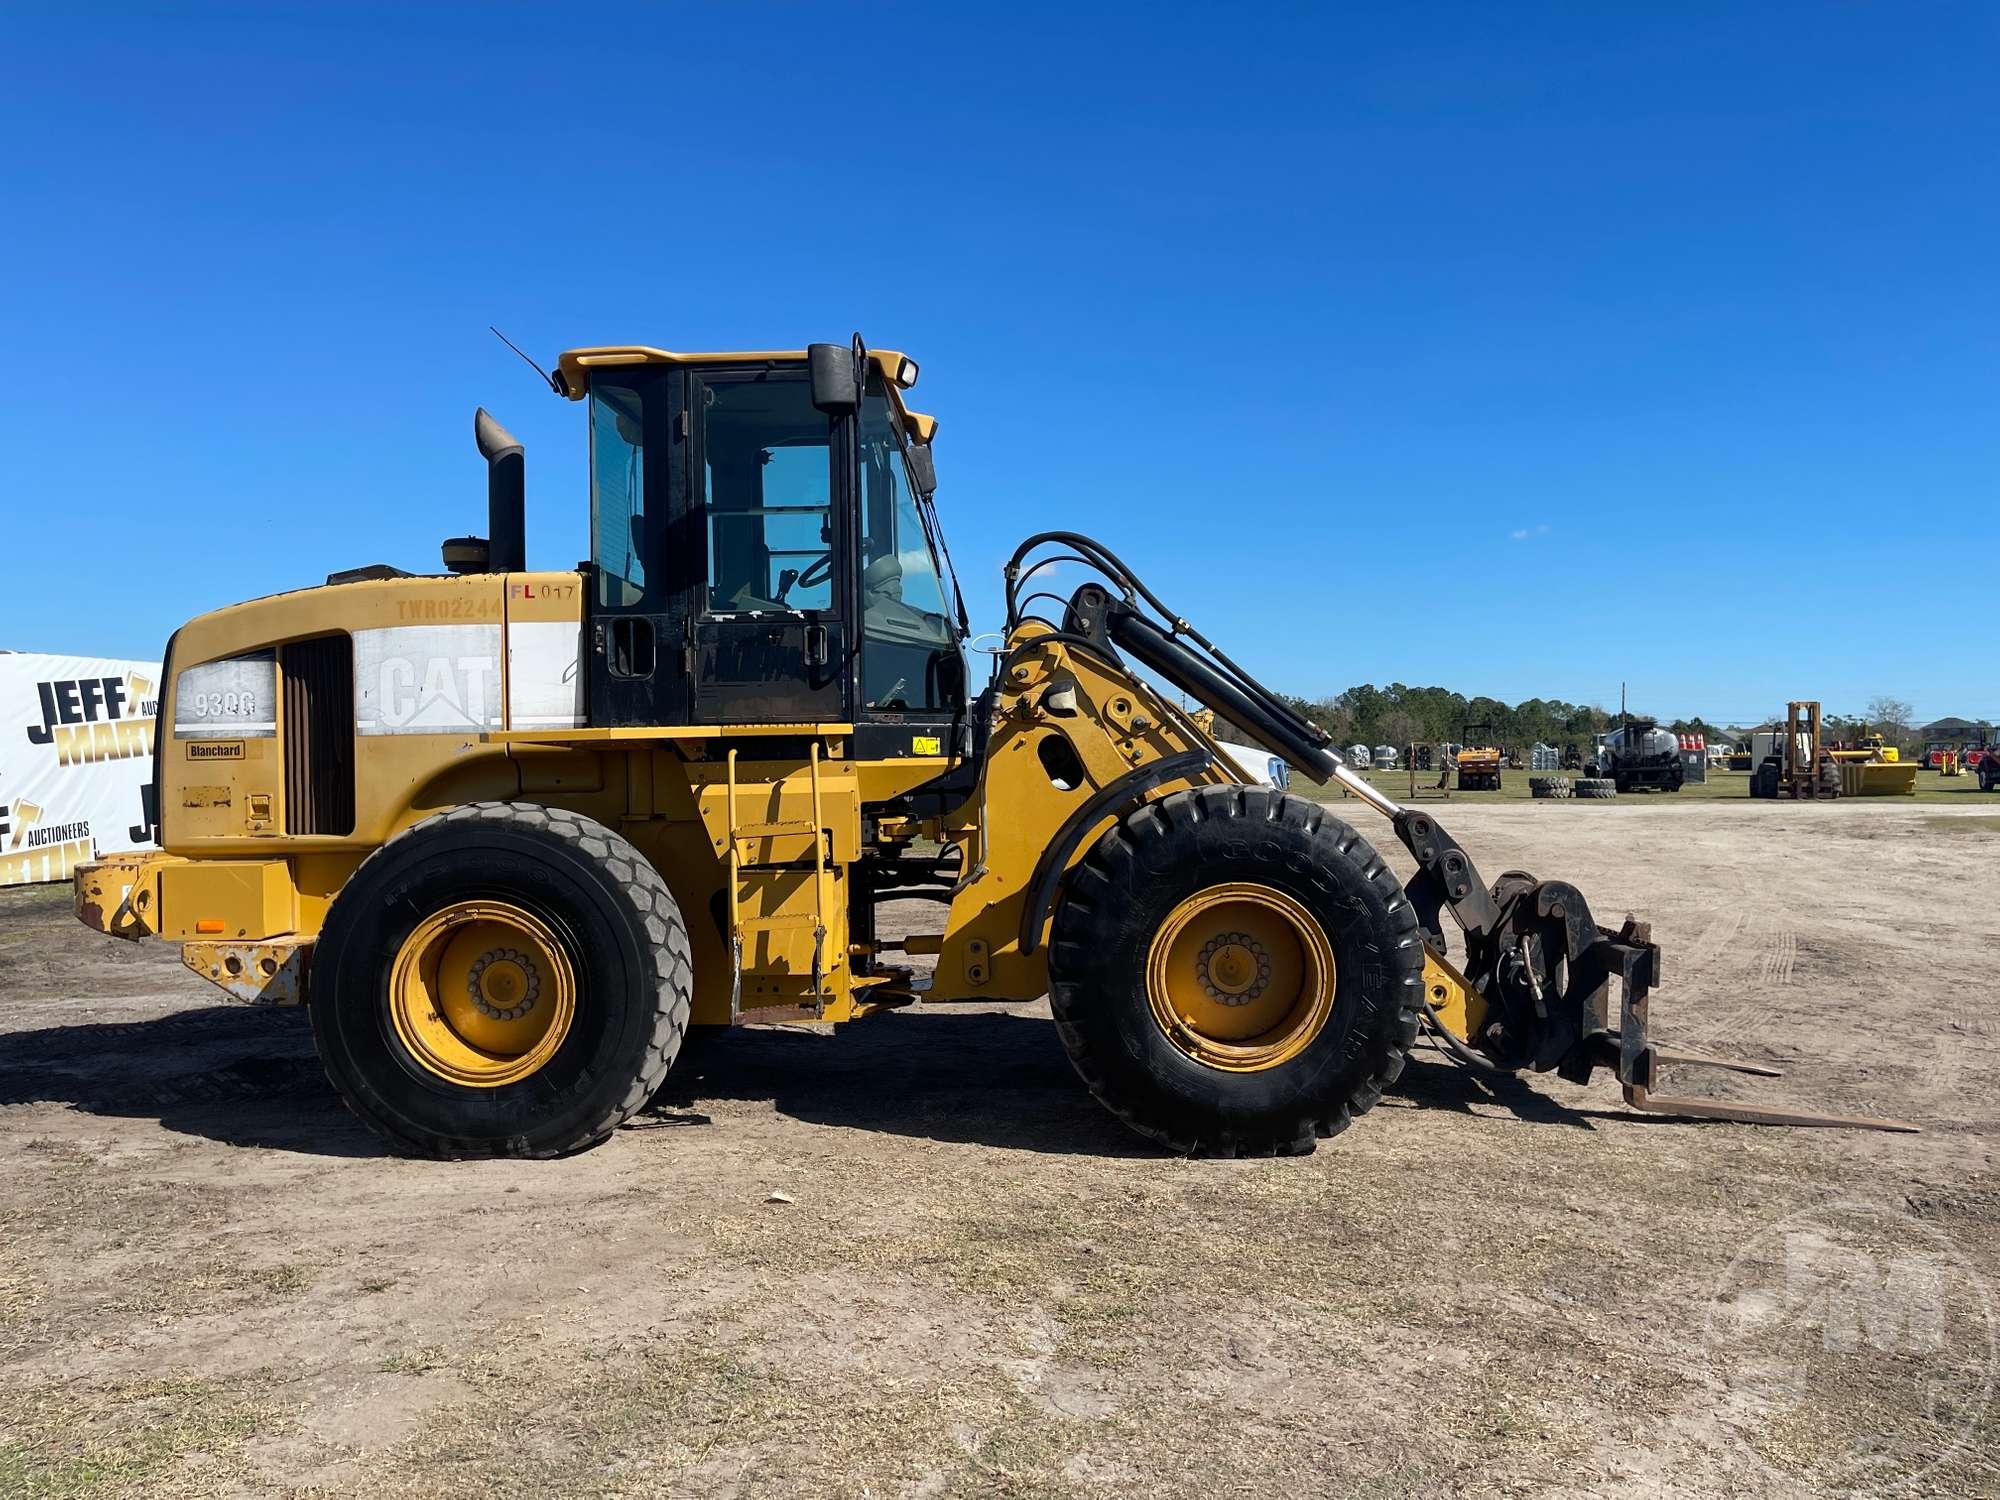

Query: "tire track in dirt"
left=1675, top=903, right=1744, bottom=988
left=1659, top=885, right=1756, bottom=1051
left=1682, top=915, right=1786, bottom=1053
left=1713, top=923, right=1801, bottom=1059
left=1759, top=928, right=1796, bottom=988
left=1910, top=951, right=1975, bottom=1106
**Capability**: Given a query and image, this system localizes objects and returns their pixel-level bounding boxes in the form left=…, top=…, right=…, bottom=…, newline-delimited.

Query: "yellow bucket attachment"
left=1839, top=761, right=1917, bottom=797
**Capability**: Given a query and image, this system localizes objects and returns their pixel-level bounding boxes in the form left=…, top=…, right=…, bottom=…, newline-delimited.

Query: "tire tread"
left=1048, top=786, right=1424, bottom=1158
left=310, top=801, right=690, bottom=1160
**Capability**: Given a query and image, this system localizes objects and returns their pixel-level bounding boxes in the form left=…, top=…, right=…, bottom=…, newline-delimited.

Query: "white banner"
left=0, top=653, right=162, bottom=886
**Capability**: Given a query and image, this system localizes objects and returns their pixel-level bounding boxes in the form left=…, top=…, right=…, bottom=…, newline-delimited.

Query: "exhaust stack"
left=474, top=407, right=526, bottom=573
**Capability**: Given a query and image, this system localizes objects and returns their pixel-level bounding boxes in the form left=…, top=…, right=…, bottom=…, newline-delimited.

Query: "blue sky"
left=2, top=3, right=1993, bottom=725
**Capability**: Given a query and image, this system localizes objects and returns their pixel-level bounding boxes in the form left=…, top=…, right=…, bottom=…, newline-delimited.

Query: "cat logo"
left=354, top=625, right=504, bottom=735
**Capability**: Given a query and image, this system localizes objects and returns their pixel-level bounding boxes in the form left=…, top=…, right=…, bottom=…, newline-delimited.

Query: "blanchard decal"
left=25, top=669, right=158, bottom=766
left=186, top=740, right=246, bottom=760
left=354, top=624, right=504, bottom=736
left=507, top=620, right=583, bottom=730
left=175, top=655, right=277, bottom=739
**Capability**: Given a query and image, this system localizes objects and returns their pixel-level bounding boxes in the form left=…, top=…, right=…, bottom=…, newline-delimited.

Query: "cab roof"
left=555, top=345, right=936, bottom=442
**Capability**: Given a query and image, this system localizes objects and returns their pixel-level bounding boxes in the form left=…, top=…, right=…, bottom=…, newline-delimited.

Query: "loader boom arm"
left=991, top=532, right=1915, bottom=1133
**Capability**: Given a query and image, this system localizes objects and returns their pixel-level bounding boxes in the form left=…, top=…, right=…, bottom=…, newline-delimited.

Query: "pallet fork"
left=1610, top=919, right=1915, bottom=1130
left=1377, top=789, right=1917, bottom=1133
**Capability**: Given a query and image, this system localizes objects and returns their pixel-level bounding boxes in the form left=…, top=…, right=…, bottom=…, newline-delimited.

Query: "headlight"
left=896, top=357, right=919, bottom=389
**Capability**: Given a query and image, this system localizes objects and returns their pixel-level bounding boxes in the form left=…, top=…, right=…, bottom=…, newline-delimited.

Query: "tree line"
left=1273, top=685, right=1639, bottom=755
left=1231, top=685, right=1921, bottom=755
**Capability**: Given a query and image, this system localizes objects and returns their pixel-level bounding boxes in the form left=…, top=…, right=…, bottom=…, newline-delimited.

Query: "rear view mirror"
left=908, top=441, right=937, bottom=497
left=809, top=342, right=859, bottom=415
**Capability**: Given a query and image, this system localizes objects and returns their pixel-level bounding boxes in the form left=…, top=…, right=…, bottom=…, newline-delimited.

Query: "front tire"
left=1047, top=787, right=1424, bottom=1156
left=310, top=802, right=691, bottom=1159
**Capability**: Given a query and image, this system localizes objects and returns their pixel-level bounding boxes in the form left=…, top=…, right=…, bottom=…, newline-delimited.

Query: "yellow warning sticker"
left=912, top=735, right=943, bottom=756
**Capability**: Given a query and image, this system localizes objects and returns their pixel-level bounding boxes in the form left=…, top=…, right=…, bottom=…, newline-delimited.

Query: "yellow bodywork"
left=1838, top=761, right=1918, bottom=797
left=66, top=337, right=1515, bottom=1153
left=73, top=573, right=1246, bottom=1027
left=1455, top=740, right=1503, bottom=790
left=554, top=344, right=935, bottom=440
left=1828, top=734, right=1901, bottom=766
left=1419, top=951, right=1487, bottom=1040
left=1827, top=733, right=1915, bottom=794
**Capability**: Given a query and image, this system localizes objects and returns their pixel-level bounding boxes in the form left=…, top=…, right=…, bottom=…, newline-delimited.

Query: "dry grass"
left=4, top=804, right=2000, bottom=1496
left=0, top=1379, right=274, bottom=1500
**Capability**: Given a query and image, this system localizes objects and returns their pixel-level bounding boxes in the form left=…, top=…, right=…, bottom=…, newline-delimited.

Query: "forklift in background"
left=1748, top=702, right=1842, bottom=800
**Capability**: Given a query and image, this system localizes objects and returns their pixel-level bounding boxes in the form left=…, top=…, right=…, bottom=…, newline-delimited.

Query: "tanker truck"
left=1585, top=719, right=1685, bottom=793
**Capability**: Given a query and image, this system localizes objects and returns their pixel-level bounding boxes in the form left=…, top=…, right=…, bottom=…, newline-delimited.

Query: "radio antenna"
left=490, top=326, right=563, bottom=395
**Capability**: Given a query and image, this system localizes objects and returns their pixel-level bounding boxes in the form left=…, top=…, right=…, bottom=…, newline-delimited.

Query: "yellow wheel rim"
left=388, top=900, right=577, bottom=1088
left=1145, top=883, right=1336, bottom=1072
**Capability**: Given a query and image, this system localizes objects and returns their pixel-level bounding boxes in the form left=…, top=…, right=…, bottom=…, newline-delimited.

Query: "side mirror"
left=908, top=441, right=937, bottom=497
left=809, top=341, right=860, bottom=415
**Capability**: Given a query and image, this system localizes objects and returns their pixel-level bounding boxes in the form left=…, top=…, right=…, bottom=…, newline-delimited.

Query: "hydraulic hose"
left=1107, top=611, right=1342, bottom=785
left=1003, top=531, right=1332, bottom=752
left=1417, top=993, right=1510, bottom=1075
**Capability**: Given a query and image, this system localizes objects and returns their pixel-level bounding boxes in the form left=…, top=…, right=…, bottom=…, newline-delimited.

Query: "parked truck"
left=1585, top=719, right=1684, bottom=793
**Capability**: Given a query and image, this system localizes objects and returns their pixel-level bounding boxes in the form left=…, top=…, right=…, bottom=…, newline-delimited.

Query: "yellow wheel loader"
left=72, top=338, right=1911, bottom=1155
left=1453, top=723, right=1504, bottom=791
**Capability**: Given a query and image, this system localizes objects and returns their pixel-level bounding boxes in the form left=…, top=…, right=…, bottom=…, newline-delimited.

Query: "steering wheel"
left=777, top=550, right=834, bottom=604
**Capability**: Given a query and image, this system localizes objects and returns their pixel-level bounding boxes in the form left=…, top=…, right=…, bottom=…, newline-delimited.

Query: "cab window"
left=700, top=377, right=833, bottom=613
left=589, top=382, right=647, bottom=608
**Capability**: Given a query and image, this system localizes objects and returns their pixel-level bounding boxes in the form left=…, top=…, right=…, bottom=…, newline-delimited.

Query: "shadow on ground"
left=1391, top=1049, right=1601, bottom=1128
left=649, top=1010, right=1157, bottom=1157
left=0, top=998, right=1633, bottom=1159
left=0, top=1006, right=382, bottom=1156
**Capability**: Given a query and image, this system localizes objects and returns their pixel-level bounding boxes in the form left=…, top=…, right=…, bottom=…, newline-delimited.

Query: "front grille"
left=281, top=636, right=354, bottom=835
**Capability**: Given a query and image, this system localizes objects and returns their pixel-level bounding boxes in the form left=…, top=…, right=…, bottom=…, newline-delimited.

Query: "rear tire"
left=1576, top=778, right=1617, bottom=799
left=310, top=802, right=691, bottom=1159
left=1047, top=786, right=1425, bottom=1156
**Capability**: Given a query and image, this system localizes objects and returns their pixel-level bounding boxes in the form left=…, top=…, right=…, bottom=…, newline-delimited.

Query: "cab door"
left=688, top=369, right=852, bottom=724
left=852, top=379, right=968, bottom=758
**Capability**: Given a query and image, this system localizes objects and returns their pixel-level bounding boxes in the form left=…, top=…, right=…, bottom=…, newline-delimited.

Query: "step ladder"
left=723, top=744, right=832, bottom=1023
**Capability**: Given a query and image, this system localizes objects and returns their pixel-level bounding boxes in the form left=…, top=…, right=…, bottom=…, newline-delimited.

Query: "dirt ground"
left=2, top=800, right=1996, bottom=1499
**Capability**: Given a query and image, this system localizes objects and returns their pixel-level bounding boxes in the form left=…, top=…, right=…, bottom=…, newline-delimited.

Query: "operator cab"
left=559, top=341, right=968, bottom=757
